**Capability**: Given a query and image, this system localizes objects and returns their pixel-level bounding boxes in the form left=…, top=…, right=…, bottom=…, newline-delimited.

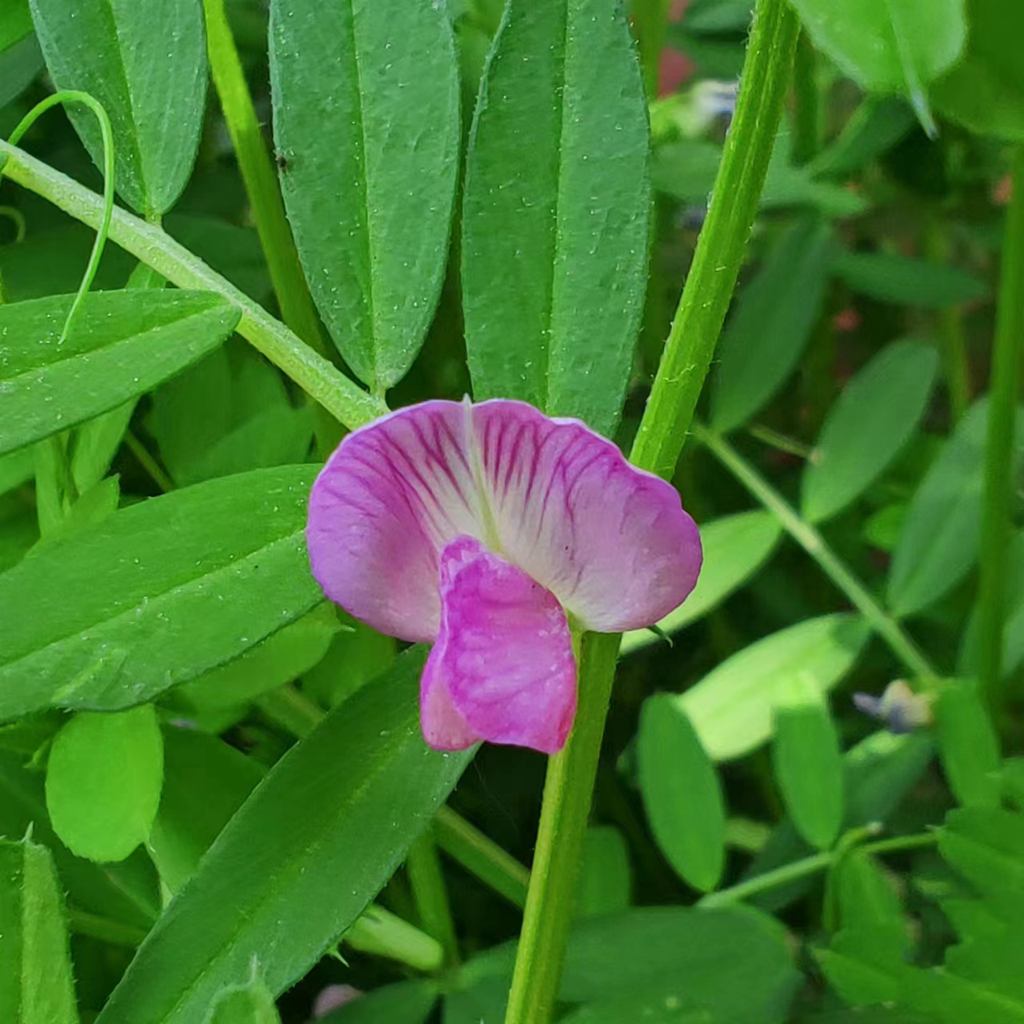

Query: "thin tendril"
left=5, top=90, right=116, bottom=342
left=0, top=205, right=27, bottom=242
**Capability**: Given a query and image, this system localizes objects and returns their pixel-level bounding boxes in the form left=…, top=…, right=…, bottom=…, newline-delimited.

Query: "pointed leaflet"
left=270, top=0, right=459, bottom=390
left=0, top=838, right=78, bottom=1024
left=28, top=0, right=206, bottom=216
left=0, top=290, right=239, bottom=458
left=461, top=0, right=650, bottom=437
left=96, top=650, right=471, bottom=1024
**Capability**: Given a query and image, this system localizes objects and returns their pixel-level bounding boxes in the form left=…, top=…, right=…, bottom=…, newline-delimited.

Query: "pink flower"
left=306, top=399, right=701, bottom=754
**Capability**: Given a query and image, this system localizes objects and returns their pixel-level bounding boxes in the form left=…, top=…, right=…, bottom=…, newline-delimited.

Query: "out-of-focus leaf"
left=0, top=290, right=239, bottom=457
left=622, top=511, right=782, bottom=655
left=933, top=0, right=1024, bottom=141
left=711, top=218, right=832, bottom=433
left=303, top=618, right=396, bottom=708
left=45, top=705, right=163, bottom=863
left=461, top=0, right=650, bottom=437
left=95, top=650, right=471, bottom=1024
left=639, top=695, right=725, bottom=891
left=831, top=249, right=987, bottom=308
left=318, top=981, right=438, bottom=1024
left=788, top=0, right=965, bottom=127
left=960, top=531, right=1024, bottom=679
left=0, top=466, right=321, bottom=719
left=888, top=400, right=1023, bottom=617
left=0, top=837, right=78, bottom=1023
left=270, top=0, right=459, bottom=389
left=772, top=678, right=843, bottom=850
left=0, top=32, right=42, bottom=109
left=29, top=0, right=207, bottom=215
left=831, top=849, right=905, bottom=943
left=802, top=340, right=938, bottom=523
left=577, top=826, right=631, bottom=918
left=934, top=684, right=1001, bottom=809
left=809, top=97, right=915, bottom=179
left=679, top=614, right=871, bottom=761
left=940, top=807, right=1024, bottom=897
left=148, top=728, right=264, bottom=895
left=0, top=448, right=33, bottom=496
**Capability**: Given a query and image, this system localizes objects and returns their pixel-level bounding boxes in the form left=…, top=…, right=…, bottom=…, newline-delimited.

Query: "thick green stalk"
left=504, top=6, right=801, bottom=1022
left=202, top=0, right=325, bottom=354
left=694, top=422, right=937, bottom=680
left=976, top=145, right=1024, bottom=708
left=0, top=140, right=386, bottom=431
left=630, top=0, right=802, bottom=479
left=407, top=835, right=460, bottom=967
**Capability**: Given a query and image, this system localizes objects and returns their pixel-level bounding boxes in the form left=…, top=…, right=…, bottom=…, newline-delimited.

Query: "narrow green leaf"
left=802, top=340, right=938, bottom=523
left=461, top=0, right=650, bottom=436
left=772, top=678, right=843, bottom=849
left=577, top=826, right=631, bottom=918
left=809, top=97, right=915, bottom=179
left=0, top=466, right=321, bottom=719
left=0, top=0, right=40, bottom=108
left=622, top=511, right=782, bottom=655
left=95, top=650, right=471, bottom=1024
left=206, top=974, right=281, bottom=1024
left=711, top=218, right=832, bottom=433
left=680, top=614, right=871, bottom=761
left=939, top=808, right=1024, bottom=898
left=45, top=705, right=163, bottom=863
left=933, top=0, right=1024, bottom=142
left=788, top=0, right=965, bottom=124
left=831, top=249, right=987, bottom=308
left=960, top=531, right=1024, bottom=680
left=147, top=728, right=264, bottom=894
left=28, top=0, right=207, bottom=215
left=0, top=837, right=78, bottom=1024
left=935, top=685, right=1002, bottom=808
left=0, top=290, right=239, bottom=458
left=639, top=695, right=725, bottom=891
left=888, top=400, right=1023, bottom=617
left=269, top=0, right=459, bottom=390
left=832, top=849, right=905, bottom=939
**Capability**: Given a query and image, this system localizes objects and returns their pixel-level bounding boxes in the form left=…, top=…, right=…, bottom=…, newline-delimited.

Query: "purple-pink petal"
left=307, top=399, right=701, bottom=641
left=421, top=536, right=576, bottom=753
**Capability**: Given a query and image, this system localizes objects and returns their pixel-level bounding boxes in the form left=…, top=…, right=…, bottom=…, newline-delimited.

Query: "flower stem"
left=504, top=632, right=620, bottom=1024
left=201, top=0, right=325, bottom=355
left=504, top=5, right=800, bottom=1021
left=630, top=0, right=802, bottom=479
left=407, top=834, right=460, bottom=968
left=976, top=144, right=1024, bottom=710
left=693, top=422, right=937, bottom=680
left=0, top=140, right=386, bottom=432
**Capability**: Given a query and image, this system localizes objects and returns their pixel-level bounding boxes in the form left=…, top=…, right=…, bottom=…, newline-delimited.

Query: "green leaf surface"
left=148, top=728, right=265, bottom=894
left=622, top=511, right=782, bottom=655
left=0, top=466, right=321, bottom=719
left=577, top=826, right=631, bottom=918
left=711, top=218, right=832, bottom=433
left=934, top=684, right=1001, bottom=809
left=46, top=705, right=163, bottom=863
left=831, top=249, right=987, bottom=308
left=0, top=448, right=34, bottom=497
left=269, top=0, right=459, bottom=390
left=461, top=0, right=650, bottom=436
left=95, top=650, right=471, bottom=1024
left=0, top=837, right=78, bottom=1024
left=639, top=695, right=725, bottom=891
left=788, top=0, right=965, bottom=119
left=960, top=531, right=1024, bottom=679
left=561, top=998, right=712, bottom=1023
left=933, top=0, right=1024, bottom=141
left=205, top=975, right=281, bottom=1024
left=802, top=340, right=938, bottom=523
left=809, top=97, right=915, bottom=179
left=831, top=849, right=905, bottom=941
left=679, top=614, right=871, bottom=761
left=772, top=679, right=843, bottom=849
left=318, top=981, right=437, bottom=1024
left=28, top=0, right=207, bottom=215
left=0, top=290, right=239, bottom=458
left=0, top=751, right=160, bottom=929
left=888, top=400, right=1023, bottom=616
left=0, top=29, right=41, bottom=109
left=940, top=807, right=1024, bottom=897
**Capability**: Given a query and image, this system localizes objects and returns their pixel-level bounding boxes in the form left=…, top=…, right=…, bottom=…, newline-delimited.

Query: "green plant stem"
left=693, top=422, right=937, bottom=680
left=504, top=632, right=620, bottom=1024
left=125, top=431, right=174, bottom=493
left=632, top=0, right=670, bottom=97
left=860, top=831, right=937, bottom=857
left=504, top=6, right=800, bottom=1021
left=67, top=908, right=149, bottom=948
left=976, top=144, right=1024, bottom=709
left=201, top=0, right=325, bottom=353
left=343, top=903, right=444, bottom=973
left=407, top=834, right=460, bottom=968
left=630, top=0, right=802, bottom=480
left=791, top=31, right=821, bottom=165
left=699, top=850, right=833, bottom=908
left=748, top=423, right=814, bottom=459
left=255, top=685, right=326, bottom=739
left=0, top=140, right=386, bottom=432
left=434, top=806, right=529, bottom=910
